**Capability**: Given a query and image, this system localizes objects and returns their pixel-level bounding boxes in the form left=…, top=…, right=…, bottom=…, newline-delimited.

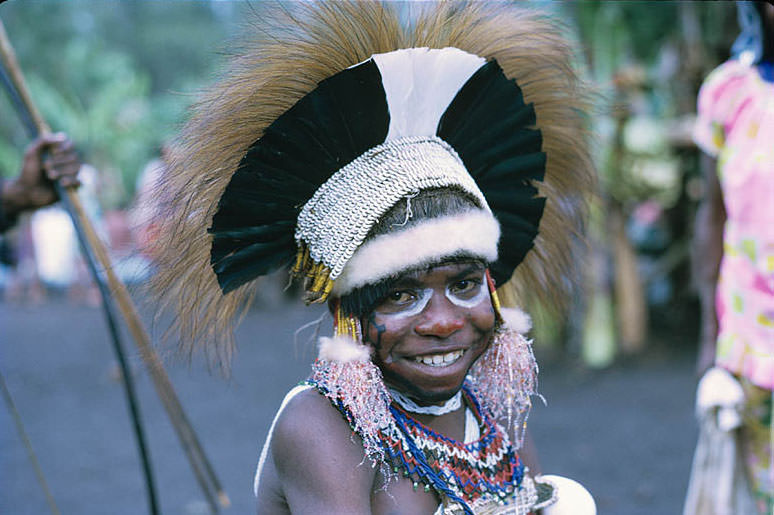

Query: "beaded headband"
left=292, top=134, right=492, bottom=300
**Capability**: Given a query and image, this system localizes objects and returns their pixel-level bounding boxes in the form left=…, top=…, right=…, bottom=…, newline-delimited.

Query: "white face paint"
left=373, top=269, right=488, bottom=319
left=374, top=287, right=433, bottom=319
left=445, top=277, right=488, bottom=308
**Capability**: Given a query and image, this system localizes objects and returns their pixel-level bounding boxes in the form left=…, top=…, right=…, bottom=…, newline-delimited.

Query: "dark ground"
left=0, top=292, right=699, bottom=515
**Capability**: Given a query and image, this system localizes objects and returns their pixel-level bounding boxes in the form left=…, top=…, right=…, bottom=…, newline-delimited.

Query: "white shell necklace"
left=389, top=388, right=462, bottom=416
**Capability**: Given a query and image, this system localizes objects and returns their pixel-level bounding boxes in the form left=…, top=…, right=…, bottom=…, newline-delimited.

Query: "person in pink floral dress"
left=692, top=3, right=774, bottom=513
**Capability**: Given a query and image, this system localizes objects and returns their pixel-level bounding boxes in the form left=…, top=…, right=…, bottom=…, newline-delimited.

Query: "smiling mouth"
left=412, top=349, right=465, bottom=367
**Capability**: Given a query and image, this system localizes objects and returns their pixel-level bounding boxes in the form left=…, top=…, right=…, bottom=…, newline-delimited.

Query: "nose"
left=414, top=293, right=464, bottom=339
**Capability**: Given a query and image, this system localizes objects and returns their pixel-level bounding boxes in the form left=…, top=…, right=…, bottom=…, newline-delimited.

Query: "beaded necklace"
left=381, top=383, right=524, bottom=514
left=389, top=388, right=462, bottom=416
left=307, top=380, right=524, bottom=515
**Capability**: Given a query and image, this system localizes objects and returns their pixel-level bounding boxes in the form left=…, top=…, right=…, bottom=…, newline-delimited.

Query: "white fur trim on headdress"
left=318, top=336, right=371, bottom=362
left=498, top=307, right=532, bottom=334
left=332, top=210, right=500, bottom=295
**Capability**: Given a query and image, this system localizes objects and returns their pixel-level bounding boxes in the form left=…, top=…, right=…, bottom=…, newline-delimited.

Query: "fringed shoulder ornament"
left=311, top=301, right=393, bottom=467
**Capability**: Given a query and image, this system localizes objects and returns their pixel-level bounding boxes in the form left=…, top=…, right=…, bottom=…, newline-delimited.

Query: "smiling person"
left=153, top=2, right=596, bottom=514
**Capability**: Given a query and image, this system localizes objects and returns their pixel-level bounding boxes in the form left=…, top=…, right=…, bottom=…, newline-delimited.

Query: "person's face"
left=361, top=261, right=496, bottom=404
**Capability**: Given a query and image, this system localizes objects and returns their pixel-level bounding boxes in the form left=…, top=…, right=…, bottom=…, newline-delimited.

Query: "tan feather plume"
left=151, top=1, right=596, bottom=370
left=410, top=3, right=597, bottom=314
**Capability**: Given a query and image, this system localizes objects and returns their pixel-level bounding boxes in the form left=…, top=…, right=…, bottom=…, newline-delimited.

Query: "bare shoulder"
left=273, top=387, right=351, bottom=441
left=270, top=387, right=376, bottom=513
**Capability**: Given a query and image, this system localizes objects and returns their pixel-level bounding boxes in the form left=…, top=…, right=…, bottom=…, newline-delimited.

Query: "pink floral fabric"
left=694, top=60, right=774, bottom=390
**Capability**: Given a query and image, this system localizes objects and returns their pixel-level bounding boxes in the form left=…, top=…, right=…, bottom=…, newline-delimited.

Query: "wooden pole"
left=0, top=370, right=61, bottom=515
left=0, top=18, right=229, bottom=510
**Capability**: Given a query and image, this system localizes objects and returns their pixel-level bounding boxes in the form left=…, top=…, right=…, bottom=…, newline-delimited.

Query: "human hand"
left=1, top=133, right=81, bottom=217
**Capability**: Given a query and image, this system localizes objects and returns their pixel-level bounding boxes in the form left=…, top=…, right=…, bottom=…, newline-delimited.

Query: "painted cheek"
left=471, top=304, right=496, bottom=339
left=369, top=315, right=411, bottom=364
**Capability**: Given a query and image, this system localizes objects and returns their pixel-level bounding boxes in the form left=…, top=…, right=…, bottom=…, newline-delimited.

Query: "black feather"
left=209, top=59, right=390, bottom=292
left=437, top=60, right=547, bottom=282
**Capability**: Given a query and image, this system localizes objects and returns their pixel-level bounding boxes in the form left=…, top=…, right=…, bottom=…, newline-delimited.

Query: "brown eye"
left=449, top=278, right=481, bottom=298
left=374, top=289, right=420, bottom=315
left=456, top=280, right=472, bottom=291
left=388, top=290, right=415, bottom=305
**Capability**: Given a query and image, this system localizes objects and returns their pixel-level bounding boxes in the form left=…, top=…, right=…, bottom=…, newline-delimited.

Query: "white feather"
left=372, top=47, right=486, bottom=142
left=499, top=307, right=532, bottom=334
left=318, top=336, right=371, bottom=363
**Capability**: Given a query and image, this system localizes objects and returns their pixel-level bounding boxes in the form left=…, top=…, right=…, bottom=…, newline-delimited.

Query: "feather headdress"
left=152, top=1, right=595, bottom=368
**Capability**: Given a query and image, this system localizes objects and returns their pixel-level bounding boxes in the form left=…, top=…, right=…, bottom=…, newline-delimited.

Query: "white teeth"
left=413, top=350, right=463, bottom=367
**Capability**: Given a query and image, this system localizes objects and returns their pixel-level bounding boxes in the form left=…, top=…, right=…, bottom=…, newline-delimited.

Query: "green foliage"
left=26, top=42, right=151, bottom=203
left=0, top=1, right=240, bottom=207
left=564, top=1, right=738, bottom=209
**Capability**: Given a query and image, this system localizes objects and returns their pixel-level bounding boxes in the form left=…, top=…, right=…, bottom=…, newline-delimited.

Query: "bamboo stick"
left=0, top=18, right=229, bottom=510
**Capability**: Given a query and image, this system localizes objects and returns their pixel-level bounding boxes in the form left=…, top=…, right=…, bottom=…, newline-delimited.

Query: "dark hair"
left=339, top=187, right=482, bottom=317
left=366, top=187, right=481, bottom=239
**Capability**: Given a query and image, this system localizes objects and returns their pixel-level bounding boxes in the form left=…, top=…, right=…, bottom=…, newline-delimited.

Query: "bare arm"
left=519, top=429, right=541, bottom=476
left=692, top=152, right=725, bottom=377
left=269, top=389, right=376, bottom=514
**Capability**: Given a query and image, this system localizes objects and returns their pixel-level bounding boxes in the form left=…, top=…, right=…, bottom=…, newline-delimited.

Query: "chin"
left=417, top=386, right=465, bottom=404
left=386, top=369, right=469, bottom=404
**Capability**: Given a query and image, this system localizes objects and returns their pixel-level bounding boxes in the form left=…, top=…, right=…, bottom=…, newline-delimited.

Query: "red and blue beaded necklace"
left=380, top=382, right=524, bottom=514
left=307, top=379, right=524, bottom=515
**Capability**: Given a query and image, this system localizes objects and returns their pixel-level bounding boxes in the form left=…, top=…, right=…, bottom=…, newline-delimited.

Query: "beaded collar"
left=382, top=383, right=523, bottom=514
left=308, top=379, right=524, bottom=515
